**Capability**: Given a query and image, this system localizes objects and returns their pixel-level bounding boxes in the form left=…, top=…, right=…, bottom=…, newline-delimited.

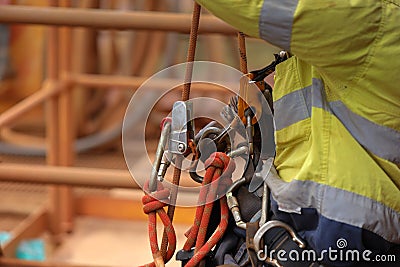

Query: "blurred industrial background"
left=0, top=0, right=278, bottom=266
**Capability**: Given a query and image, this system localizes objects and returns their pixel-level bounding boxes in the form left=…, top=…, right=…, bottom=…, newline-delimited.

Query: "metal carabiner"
left=189, top=125, right=222, bottom=184
left=253, top=220, right=307, bottom=253
left=149, top=100, right=194, bottom=191
left=189, top=121, right=234, bottom=184
left=226, top=177, right=247, bottom=229
left=226, top=145, right=248, bottom=158
left=259, top=182, right=269, bottom=226
left=149, top=120, right=171, bottom=192
left=245, top=112, right=254, bottom=155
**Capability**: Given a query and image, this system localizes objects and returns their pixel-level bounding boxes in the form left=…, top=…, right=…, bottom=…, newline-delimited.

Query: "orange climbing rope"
left=160, top=1, right=202, bottom=261
left=238, top=32, right=248, bottom=74
left=141, top=181, right=176, bottom=267
left=183, top=152, right=235, bottom=266
left=141, top=3, right=250, bottom=266
left=142, top=2, right=202, bottom=267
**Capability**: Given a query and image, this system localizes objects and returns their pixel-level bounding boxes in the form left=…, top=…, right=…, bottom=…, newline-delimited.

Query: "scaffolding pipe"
left=45, top=14, right=63, bottom=238
left=0, top=6, right=236, bottom=34
left=0, top=80, right=66, bottom=128
left=0, top=163, right=197, bottom=188
left=0, top=163, right=137, bottom=189
left=67, top=73, right=237, bottom=91
left=57, top=1, right=75, bottom=232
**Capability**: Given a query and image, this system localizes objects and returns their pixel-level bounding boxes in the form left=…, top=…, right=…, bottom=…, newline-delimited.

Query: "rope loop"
left=182, top=152, right=236, bottom=266
left=141, top=180, right=176, bottom=267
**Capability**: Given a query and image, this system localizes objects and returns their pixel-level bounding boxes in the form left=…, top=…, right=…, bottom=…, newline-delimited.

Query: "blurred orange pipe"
left=0, top=6, right=236, bottom=34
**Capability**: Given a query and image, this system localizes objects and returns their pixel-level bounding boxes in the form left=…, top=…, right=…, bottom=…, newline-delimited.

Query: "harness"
left=139, top=3, right=318, bottom=267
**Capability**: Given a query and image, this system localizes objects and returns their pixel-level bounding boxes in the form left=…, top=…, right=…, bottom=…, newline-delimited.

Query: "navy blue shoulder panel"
left=270, top=197, right=397, bottom=266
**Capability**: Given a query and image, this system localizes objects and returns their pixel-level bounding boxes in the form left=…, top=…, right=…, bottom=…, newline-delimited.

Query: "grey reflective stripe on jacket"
left=274, top=78, right=400, bottom=164
left=265, top=166, right=400, bottom=244
left=259, top=0, right=298, bottom=51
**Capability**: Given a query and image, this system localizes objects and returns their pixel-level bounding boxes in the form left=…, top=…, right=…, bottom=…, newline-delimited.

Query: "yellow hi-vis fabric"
left=196, top=0, right=400, bottom=244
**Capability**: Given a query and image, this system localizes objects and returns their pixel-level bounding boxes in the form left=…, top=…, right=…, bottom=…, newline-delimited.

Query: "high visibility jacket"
left=197, top=0, right=400, bottom=256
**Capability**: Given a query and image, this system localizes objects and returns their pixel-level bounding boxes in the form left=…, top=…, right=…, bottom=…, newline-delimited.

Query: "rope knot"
left=140, top=180, right=176, bottom=267
left=142, top=180, right=170, bottom=214
left=204, top=152, right=235, bottom=174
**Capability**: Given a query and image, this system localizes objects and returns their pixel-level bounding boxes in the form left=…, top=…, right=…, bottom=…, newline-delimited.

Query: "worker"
left=194, top=1, right=400, bottom=266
